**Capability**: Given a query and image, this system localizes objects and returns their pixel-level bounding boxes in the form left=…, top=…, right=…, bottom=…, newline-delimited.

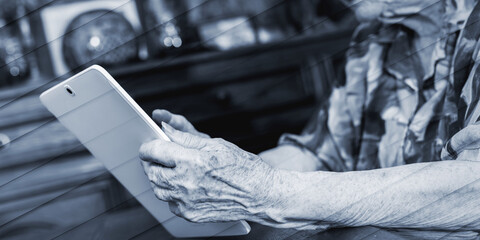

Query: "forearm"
left=255, top=161, right=480, bottom=231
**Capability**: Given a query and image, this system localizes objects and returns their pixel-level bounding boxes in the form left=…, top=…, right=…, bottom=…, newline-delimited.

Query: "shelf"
left=109, top=27, right=354, bottom=78
left=0, top=27, right=353, bottom=101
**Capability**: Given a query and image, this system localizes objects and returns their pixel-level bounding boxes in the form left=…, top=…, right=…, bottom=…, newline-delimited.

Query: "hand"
left=152, top=109, right=210, bottom=138
left=139, top=122, right=278, bottom=223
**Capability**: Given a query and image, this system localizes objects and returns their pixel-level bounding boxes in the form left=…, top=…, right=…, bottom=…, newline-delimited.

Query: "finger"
left=142, top=161, right=171, bottom=188
left=168, top=114, right=191, bottom=130
left=153, top=110, right=212, bottom=139
left=162, top=122, right=209, bottom=149
left=152, top=109, right=173, bottom=125
left=153, top=109, right=192, bottom=132
left=450, top=124, right=480, bottom=152
left=141, top=160, right=151, bottom=176
left=139, top=140, right=177, bottom=167
left=139, top=139, right=202, bottom=166
left=390, top=5, right=423, bottom=16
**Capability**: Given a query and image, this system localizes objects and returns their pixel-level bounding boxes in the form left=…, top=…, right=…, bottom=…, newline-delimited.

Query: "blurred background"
left=0, top=0, right=356, bottom=239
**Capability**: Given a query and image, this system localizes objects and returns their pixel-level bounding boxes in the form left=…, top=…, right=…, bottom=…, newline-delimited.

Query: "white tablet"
left=39, top=65, right=250, bottom=238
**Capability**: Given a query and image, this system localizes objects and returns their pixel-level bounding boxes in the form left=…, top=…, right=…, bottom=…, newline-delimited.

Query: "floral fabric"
left=279, top=0, right=480, bottom=171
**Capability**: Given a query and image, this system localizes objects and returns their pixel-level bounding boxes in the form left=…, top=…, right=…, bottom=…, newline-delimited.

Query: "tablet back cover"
left=39, top=65, right=250, bottom=238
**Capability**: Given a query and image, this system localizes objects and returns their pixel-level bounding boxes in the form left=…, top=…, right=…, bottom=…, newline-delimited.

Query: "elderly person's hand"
left=151, top=109, right=210, bottom=138
left=139, top=122, right=278, bottom=223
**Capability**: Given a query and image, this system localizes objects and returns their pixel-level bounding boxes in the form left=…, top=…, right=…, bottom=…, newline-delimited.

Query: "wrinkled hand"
left=139, top=122, right=277, bottom=223
left=152, top=109, right=210, bottom=138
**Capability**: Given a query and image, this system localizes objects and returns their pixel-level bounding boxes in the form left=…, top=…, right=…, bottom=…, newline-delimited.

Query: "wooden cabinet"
left=0, top=28, right=352, bottom=239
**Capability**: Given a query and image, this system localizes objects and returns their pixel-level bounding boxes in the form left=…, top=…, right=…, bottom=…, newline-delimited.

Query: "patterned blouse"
left=279, top=0, right=480, bottom=171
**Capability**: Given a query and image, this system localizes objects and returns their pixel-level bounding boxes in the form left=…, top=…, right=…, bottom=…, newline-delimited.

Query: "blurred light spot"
left=172, top=37, right=182, bottom=48
left=89, top=36, right=101, bottom=48
left=9, top=67, right=20, bottom=76
left=165, top=22, right=176, bottom=35
left=163, top=37, right=173, bottom=47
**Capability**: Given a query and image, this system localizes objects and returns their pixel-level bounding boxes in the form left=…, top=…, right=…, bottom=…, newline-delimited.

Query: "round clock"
left=62, top=10, right=138, bottom=71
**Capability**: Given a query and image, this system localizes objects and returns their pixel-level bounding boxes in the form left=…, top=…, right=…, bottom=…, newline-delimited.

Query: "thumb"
left=162, top=122, right=208, bottom=149
left=444, top=122, right=480, bottom=158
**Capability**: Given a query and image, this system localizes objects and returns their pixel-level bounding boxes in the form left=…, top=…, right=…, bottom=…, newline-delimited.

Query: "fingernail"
left=153, top=109, right=165, bottom=117
left=162, top=122, right=174, bottom=133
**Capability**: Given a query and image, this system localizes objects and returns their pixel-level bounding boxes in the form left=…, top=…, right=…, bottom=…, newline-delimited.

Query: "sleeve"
left=278, top=87, right=356, bottom=172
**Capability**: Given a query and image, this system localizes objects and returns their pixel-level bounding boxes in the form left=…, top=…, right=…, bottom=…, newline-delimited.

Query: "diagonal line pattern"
left=128, top=1, right=480, bottom=238
left=7, top=10, right=448, bottom=240
left=127, top=223, right=163, bottom=240
left=0, top=0, right=58, bottom=32
left=0, top=153, right=144, bottom=230
left=1, top=0, right=442, bottom=183
left=0, top=114, right=146, bottom=226
left=48, top=185, right=155, bottom=239
left=357, top=170, right=480, bottom=240
left=0, top=0, right=349, bottom=199
left=282, top=119, right=480, bottom=239
left=0, top=0, right=374, bottom=113
left=437, top=216, right=480, bottom=239
left=0, top=0, right=136, bottom=71
left=0, top=87, right=120, bottom=189
left=0, top=0, right=211, bottom=111
left=0, top=19, right=460, bottom=239
left=1, top=0, right=478, bottom=238
left=40, top=4, right=364, bottom=237
left=276, top=73, right=478, bottom=239
left=0, top=0, right=290, bottom=192
left=1, top=0, right=304, bottom=236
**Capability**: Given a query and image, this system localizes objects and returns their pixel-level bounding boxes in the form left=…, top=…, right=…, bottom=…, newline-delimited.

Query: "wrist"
left=247, top=169, right=336, bottom=230
left=265, top=169, right=342, bottom=222
left=267, top=169, right=302, bottom=223
left=247, top=168, right=303, bottom=224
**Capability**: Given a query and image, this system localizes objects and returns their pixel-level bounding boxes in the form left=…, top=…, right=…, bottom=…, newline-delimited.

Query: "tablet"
left=39, top=65, right=250, bottom=238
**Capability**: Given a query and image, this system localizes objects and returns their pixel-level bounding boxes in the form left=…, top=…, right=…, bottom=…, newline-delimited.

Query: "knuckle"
left=170, top=188, right=181, bottom=199
left=138, top=144, right=150, bottom=159
left=172, top=114, right=186, bottom=125
left=211, top=138, right=229, bottom=149
left=153, top=188, right=171, bottom=201
left=208, top=154, right=219, bottom=165
left=140, top=140, right=164, bottom=159
left=179, top=115, right=187, bottom=122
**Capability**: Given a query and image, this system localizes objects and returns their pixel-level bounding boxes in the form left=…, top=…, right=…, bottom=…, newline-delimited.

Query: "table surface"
left=79, top=206, right=408, bottom=240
